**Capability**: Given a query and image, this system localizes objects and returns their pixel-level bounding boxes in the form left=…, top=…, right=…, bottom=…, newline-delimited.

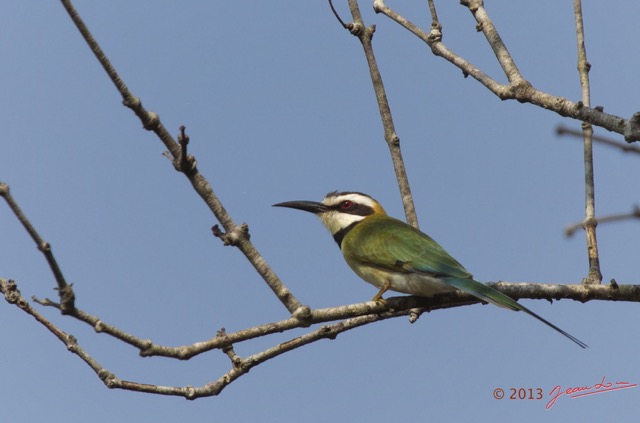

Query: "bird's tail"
left=443, top=277, right=588, bottom=349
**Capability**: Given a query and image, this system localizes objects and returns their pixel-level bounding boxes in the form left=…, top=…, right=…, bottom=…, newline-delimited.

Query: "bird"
left=274, top=190, right=587, bottom=348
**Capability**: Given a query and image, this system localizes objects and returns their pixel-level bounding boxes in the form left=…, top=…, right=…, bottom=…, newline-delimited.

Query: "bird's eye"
left=340, top=200, right=354, bottom=210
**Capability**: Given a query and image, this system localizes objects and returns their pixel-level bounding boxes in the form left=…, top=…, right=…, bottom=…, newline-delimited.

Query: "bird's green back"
left=342, top=214, right=473, bottom=279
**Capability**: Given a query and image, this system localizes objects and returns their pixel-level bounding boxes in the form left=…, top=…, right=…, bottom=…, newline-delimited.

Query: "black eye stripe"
left=330, top=202, right=374, bottom=216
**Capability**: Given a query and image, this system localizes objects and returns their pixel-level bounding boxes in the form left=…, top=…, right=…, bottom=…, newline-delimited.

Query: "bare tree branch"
left=565, top=206, right=640, bottom=237
left=333, top=0, right=419, bottom=227
left=0, top=183, right=75, bottom=313
left=557, top=125, right=640, bottom=155
left=372, top=0, right=640, bottom=142
left=556, top=126, right=640, bottom=236
left=573, top=0, right=601, bottom=284
left=3, top=273, right=639, bottom=399
left=2, top=0, right=638, bottom=400
left=59, top=0, right=302, bottom=315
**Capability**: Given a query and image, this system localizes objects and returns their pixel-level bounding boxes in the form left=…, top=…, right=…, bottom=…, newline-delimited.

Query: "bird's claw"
left=372, top=296, right=387, bottom=306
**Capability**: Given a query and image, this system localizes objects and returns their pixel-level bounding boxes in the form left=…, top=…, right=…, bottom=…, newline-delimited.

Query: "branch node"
left=408, top=308, right=423, bottom=323
left=54, top=283, right=76, bottom=314
left=142, top=113, right=158, bottom=130
left=624, top=112, right=640, bottom=142
left=609, top=279, right=619, bottom=289
left=98, top=369, right=114, bottom=382
left=142, top=112, right=160, bottom=131
left=292, top=305, right=312, bottom=322
left=2, top=280, right=26, bottom=307
left=175, top=125, right=197, bottom=175
left=0, top=182, right=9, bottom=196
left=346, top=22, right=364, bottom=36
left=511, top=80, right=534, bottom=102
left=65, top=334, right=78, bottom=352
left=222, top=344, right=244, bottom=369
left=121, top=96, right=141, bottom=109
left=320, top=325, right=338, bottom=340
left=176, top=155, right=197, bottom=174
left=582, top=217, right=598, bottom=229
left=373, top=0, right=383, bottom=13
left=215, top=328, right=236, bottom=356
left=122, top=96, right=160, bottom=131
left=138, top=339, right=154, bottom=355
left=460, top=0, right=481, bottom=13
left=212, top=223, right=250, bottom=246
left=38, top=241, right=51, bottom=253
left=139, top=345, right=154, bottom=357
left=428, top=27, right=442, bottom=42
left=104, top=374, right=119, bottom=389
left=184, top=386, right=197, bottom=400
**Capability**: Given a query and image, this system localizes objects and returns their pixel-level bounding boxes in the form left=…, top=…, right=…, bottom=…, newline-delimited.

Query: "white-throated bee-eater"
left=274, top=191, right=587, bottom=348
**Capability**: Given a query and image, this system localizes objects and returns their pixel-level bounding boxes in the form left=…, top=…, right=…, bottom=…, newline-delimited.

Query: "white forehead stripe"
left=322, top=192, right=386, bottom=215
left=322, top=192, right=377, bottom=208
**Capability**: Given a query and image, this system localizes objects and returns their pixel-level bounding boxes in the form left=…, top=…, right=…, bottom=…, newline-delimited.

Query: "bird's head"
left=274, top=191, right=387, bottom=244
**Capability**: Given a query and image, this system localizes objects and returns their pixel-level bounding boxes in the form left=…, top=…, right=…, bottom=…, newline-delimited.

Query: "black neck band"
left=332, top=221, right=360, bottom=248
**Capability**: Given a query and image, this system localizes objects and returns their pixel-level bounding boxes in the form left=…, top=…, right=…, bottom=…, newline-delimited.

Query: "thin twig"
left=564, top=206, right=640, bottom=237
left=344, top=0, right=419, bottom=227
left=177, top=125, right=195, bottom=175
left=427, top=0, right=441, bottom=31
left=327, top=0, right=348, bottom=29
left=556, top=125, right=640, bottom=155
left=0, top=183, right=75, bottom=313
left=1, top=279, right=110, bottom=386
left=462, top=0, right=525, bottom=85
left=573, top=0, right=602, bottom=284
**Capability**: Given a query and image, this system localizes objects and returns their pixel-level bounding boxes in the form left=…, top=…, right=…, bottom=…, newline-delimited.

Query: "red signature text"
left=546, top=376, right=637, bottom=410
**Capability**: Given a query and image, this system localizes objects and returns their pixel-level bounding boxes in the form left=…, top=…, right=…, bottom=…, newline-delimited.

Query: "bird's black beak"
left=273, top=200, right=328, bottom=215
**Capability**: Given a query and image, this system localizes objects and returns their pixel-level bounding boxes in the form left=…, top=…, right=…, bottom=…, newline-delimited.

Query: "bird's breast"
left=345, top=260, right=457, bottom=297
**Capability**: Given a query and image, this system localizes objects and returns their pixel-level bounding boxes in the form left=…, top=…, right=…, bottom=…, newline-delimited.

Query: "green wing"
left=344, top=215, right=472, bottom=278
left=344, top=215, right=588, bottom=348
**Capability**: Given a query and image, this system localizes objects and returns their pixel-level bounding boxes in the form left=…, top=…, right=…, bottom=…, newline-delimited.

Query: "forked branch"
left=3, top=274, right=637, bottom=398
left=372, top=0, right=640, bottom=142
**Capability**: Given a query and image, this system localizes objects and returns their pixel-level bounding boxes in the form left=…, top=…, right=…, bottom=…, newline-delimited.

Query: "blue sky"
left=1, top=1, right=639, bottom=422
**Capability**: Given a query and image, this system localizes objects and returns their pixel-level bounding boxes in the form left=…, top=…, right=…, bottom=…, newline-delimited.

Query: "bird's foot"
left=371, top=290, right=389, bottom=307
left=371, top=296, right=387, bottom=306
left=371, top=283, right=391, bottom=305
